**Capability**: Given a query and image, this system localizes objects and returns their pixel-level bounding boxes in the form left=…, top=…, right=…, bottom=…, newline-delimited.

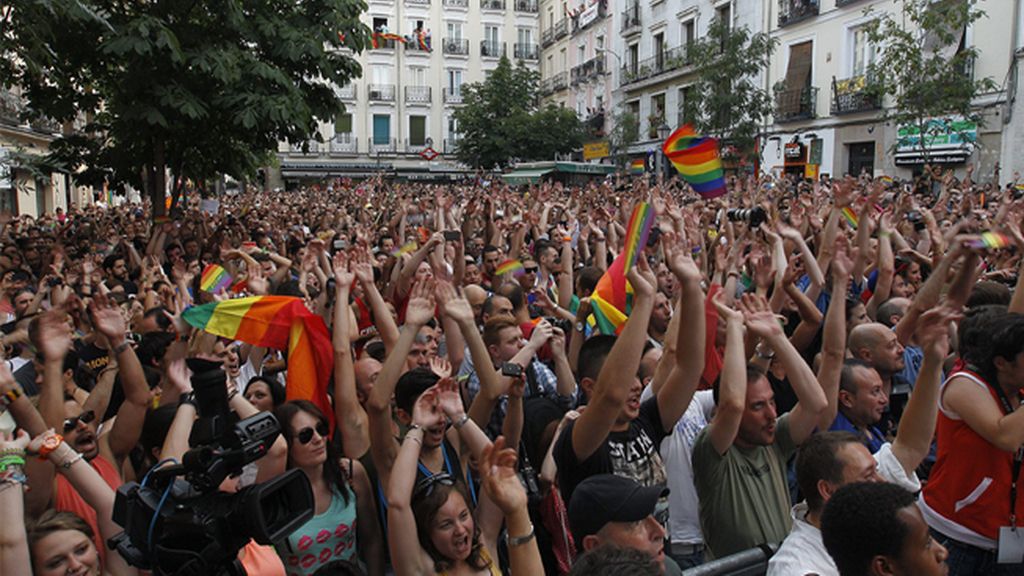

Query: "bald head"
left=875, top=297, right=911, bottom=328
left=354, top=357, right=383, bottom=404
left=848, top=323, right=888, bottom=357
left=464, top=284, right=487, bottom=321
left=848, top=322, right=905, bottom=375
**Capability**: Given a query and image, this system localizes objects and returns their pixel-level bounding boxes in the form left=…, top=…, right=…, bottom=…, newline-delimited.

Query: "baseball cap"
left=568, top=474, right=669, bottom=544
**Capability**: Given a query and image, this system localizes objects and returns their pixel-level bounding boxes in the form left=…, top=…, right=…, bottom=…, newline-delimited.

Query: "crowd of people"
left=0, top=164, right=1023, bottom=576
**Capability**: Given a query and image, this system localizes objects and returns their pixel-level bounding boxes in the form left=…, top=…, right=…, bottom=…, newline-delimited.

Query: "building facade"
left=273, top=0, right=540, bottom=185
left=763, top=0, right=1015, bottom=180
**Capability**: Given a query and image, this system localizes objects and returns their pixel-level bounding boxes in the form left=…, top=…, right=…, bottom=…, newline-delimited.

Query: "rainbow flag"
left=967, top=232, right=1011, bottom=250
left=662, top=124, right=727, bottom=199
left=417, top=30, right=432, bottom=51
left=629, top=158, right=646, bottom=175
left=200, top=264, right=233, bottom=294
left=183, top=296, right=335, bottom=431
left=496, top=259, right=524, bottom=276
left=588, top=203, right=655, bottom=335
left=841, top=206, right=858, bottom=229
left=390, top=241, right=418, bottom=257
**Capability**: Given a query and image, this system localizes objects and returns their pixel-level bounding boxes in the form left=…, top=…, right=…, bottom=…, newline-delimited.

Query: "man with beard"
left=14, top=297, right=150, bottom=560
left=102, top=253, right=138, bottom=295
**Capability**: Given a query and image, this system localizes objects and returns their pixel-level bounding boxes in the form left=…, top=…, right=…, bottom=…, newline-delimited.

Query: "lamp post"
left=656, top=121, right=671, bottom=185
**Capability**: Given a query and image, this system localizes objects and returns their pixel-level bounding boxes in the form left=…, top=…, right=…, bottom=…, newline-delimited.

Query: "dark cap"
left=568, top=474, right=668, bottom=544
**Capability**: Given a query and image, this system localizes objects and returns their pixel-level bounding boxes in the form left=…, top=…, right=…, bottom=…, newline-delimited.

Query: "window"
left=335, top=113, right=353, bottom=134
left=851, top=25, right=876, bottom=77
left=560, top=47, right=567, bottom=70
left=447, top=21, right=464, bottom=40
left=596, top=36, right=604, bottom=51
left=716, top=3, right=731, bottom=28
left=410, top=19, right=426, bottom=34
left=517, top=27, right=532, bottom=46
left=784, top=41, right=813, bottom=91
left=578, top=44, right=586, bottom=64
left=683, top=19, right=695, bottom=46
left=628, top=43, right=639, bottom=71
left=485, top=25, right=499, bottom=45
left=373, top=115, right=390, bottom=145
left=547, top=8, right=554, bottom=30
left=448, top=69, right=463, bottom=95
left=654, top=32, right=665, bottom=68
left=409, top=116, right=427, bottom=146
left=448, top=116, right=459, bottom=137
left=678, top=85, right=696, bottom=125
left=373, top=17, right=390, bottom=33
left=371, top=65, right=391, bottom=85
left=409, top=67, right=426, bottom=86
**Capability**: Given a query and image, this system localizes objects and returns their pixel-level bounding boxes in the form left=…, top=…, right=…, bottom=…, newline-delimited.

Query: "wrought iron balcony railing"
left=368, top=84, right=396, bottom=102
left=443, top=38, right=470, bottom=55
left=830, top=75, right=880, bottom=115
left=514, top=43, right=538, bottom=60
left=774, top=86, right=819, bottom=122
left=481, top=40, right=506, bottom=58
left=405, top=86, right=432, bottom=104
left=778, top=0, right=820, bottom=27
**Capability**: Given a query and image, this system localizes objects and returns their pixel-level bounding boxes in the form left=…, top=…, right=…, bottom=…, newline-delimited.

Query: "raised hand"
left=405, top=279, right=437, bottom=327
left=528, top=319, right=554, bottom=347
left=37, top=309, right=73, bottom=361
left=411, top=386, right=444, bottom=429
left=711, top=290, right=743, bottom=325
left=435, top=377, right=463, bottom=418
left=88, top=292, right=128, bottom=342
left=625, top=253, right=657, bottom=300
left=332, top=251, right=355, bottom=288
left=916, top=303, right=961, bottom=359
left=737, top=293, right=782, bottom=339
left=430, top=356, right=453, bottom=380
left=436, top=280, right=474, bottom=326
left=351, top=249, right=375, bottom=285
left=245, top=261, right=269, bottom=296
left=479, top=436, right=527, bottom=514
left=662, top=231, right=701, bottom=284
left=831, top=237, right=857, bottom=281
left=0, top=428, right=29, bottom=453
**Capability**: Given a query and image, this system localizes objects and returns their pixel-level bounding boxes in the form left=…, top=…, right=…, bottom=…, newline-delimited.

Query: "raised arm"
left=866, top=213, right=895, bottom=320
left=570, top=258, right=656, bottom=461
left=706, top=293, right=747, bottom=455
left=0, top=430, right=31, bottom=576
left=332, top=251, right=371, bottom=459
left=656, top=232, right=705, bottom=428
left=477, top=438, right=544, bottom=576
left=817, top=242, right=853, bottom=431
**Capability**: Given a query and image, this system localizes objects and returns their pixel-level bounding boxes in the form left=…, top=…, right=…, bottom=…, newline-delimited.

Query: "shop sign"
left=784, top=143, right=805, bottom=162
left=896, top=117, right=977, bottom=153
left=583, top=141, right=610, bottom=160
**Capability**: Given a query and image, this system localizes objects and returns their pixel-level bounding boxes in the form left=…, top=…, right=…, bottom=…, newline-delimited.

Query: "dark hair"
left=394, top=367, right=440, bottom=415
left=136, top=331, right=175, bottom=367
left=567, top=545, right=661, bottom=576
left=142, top=306, right=173, bottom=331
left=245, top=375, right=286, bottom=408
left=312, top=559, right=367, bottom=576
left=978, top=313, right=1024, bottom=385
left=796, top=431, right=862, bottom=513
left=966, top=280, right=1011, bottom=309
left=839, top=358, right=874, bottom=395
left=578, top=335, right=617, bottom=382
left=412, top=481, right=490, bottom=573
left=102, top=253, right=125, bottom=271
left=577, top=266, right=603, bottom=297
left=481, top=294, right=510, bottom=318
left=274, top=400, right=350, bottom=506
left=533, top=239, right=555, bottom=260
left=711, top=364, right=766, bottom=406
left=139, top=404, right=179, bottom=475
left=822, top=482, right=918, bottom=576
left=959, top=304, right=1007, bottom=368
left=482, top=245, right=499, bottom=256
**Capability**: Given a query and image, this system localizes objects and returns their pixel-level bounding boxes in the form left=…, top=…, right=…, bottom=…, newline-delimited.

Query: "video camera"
left=110, top=358, right=314, bottom=576
left=726, top=206, right=768, bottom=229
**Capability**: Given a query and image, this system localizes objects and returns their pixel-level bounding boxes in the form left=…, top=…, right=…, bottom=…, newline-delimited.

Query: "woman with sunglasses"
left=272, top=400, right=383, bottom=576
left=387, top=378, right=542, bottom=576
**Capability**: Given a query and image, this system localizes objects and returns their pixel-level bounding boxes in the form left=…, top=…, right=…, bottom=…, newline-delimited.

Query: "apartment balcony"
left=831, top=75, right=880, bottom=115
left=405, top=36, right=433, bottom=53
left=372, top=37, right=397, bottom=50
left=620, top=46, right=691, bottom=86
left=30, top=117, right=61, bottom=134
left=289, top=140, right=321, bottom=155
left=368, top=137, right=398, bottom=154
left=551, top=71, right=568, bottom=92
left=778, top=0, right=819, bottom=28
left=514, top=0, right=538, bottom=13
left=443, top=88, right=464, bottom=104
left=569, top=56, right=606, bottom=86
left=443, top=38, right=470, bottom=56
left=444, top=137, right=462, bottom=154
left=481, top=40, right=506, bottom=58
left=406, top=0, right=430, bottom=5
left=368, top=84, right=396, bottom=102
left=337, top=84, right=356, bottom=100
left=443, top=0, right=469, bottom=6
left=329, top=133, right=358, bottom=154
left=775, top=86, right=818, bottom=122
left=621, top=4, right=641, bottom=35
left=481, top=0, right=505, bottom=10
left=571, top=0, right=607, bottom=35
left=514, top=43, right=539, bottom=61
left=553, top=19, right=568, bottom=40
left=405, top=139, right=431, bottom=153
left=541, top=28, right=554, bottom=48
left=0, top=89, right=24, bottom=125
left=405, top=86, right=432, bottom=104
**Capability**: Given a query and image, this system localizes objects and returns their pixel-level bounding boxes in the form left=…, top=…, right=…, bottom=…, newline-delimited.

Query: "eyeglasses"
left=523, top=266, right=538, bottom=273
left=63, top=410, right=96, bottom=433
left=413, top=473, right=455, bottom=499
left=293, top=422, right=329, bottom=445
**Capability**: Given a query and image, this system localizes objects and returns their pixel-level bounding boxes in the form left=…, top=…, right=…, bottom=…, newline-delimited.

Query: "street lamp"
left=656, top=122, right=671, bottom=183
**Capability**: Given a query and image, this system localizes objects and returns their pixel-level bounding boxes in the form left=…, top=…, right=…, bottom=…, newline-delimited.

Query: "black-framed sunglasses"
left=294, top=422, right=329, bottom=445
left=413, top=473, right=455, bottom=499
left=523, top=266, right=538, bottom=274
left=63, top=410, right=96, bottom=432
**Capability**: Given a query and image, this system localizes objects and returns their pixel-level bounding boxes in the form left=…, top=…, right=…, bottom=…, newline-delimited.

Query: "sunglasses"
left=523, top=266, right=538, bottom=273
left=413, top=473, right=456, bottom=499
left=63, top=410, right=96, bottom=432
left=293, top=422, right=329, bottom=445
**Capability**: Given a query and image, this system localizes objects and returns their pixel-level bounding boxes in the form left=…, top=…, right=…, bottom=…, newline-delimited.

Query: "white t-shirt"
left=641, top=386, right=715, bottom=545
left=767, top=442, right=921, bottom=576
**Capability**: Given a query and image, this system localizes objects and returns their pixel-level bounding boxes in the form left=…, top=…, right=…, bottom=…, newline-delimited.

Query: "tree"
left=686, top=17, right=776, bottom=154
left=0, top=0, right=369, bottom=219
left=864, top=0, right=996, bottom=159
left=453, top=56, right=583, bottom=169
left=608, top=109, right=639, bottom=170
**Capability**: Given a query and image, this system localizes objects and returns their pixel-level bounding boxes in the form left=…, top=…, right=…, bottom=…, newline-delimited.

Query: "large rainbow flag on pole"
left=183, top=296, right=336, bottom=430
left=589, top=202, right=656, bottom=335
left=662, top=124, right=727, bottom=199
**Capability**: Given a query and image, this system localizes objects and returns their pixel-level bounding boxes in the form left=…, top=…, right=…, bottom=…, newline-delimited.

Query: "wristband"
left=0, top=454, right=25, bottom=471
left=452, top=413, right=470, bottom=430
left=505, top=523, right=536, bottom=547
left=59, top=451, right=84, bottom=470
left=178, top=392, right=197, bottom=409
left=0, top=470, right=28, bottom=485
left=112, top=340, right=132, bottom=356
left=0, top=388, right=22, bottom=409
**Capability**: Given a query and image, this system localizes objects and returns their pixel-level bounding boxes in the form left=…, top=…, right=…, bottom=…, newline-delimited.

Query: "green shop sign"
left=896, top=118, right=977, bottom=152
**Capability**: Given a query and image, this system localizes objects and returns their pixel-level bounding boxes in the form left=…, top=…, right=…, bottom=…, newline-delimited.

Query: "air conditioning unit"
left=369, top=89, right=382, bottom=99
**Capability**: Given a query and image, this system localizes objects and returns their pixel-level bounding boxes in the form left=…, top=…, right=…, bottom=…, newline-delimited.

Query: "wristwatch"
left=37, top=433, right=64, bottom=460
left=574, top=321, right=585, bottom=333
left=178, top=391, right=197, bottom=409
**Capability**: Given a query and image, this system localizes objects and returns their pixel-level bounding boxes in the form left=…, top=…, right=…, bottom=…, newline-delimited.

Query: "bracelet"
left=452, top=414, right=470, bottom=430
left=505, top=523, right=536, bottom=547
left=0, top=388, right=22, bottom=409
left=726, top=271, right=740, bottom=279
left=112, top=340, right=131, bottom=356
left=562, top=236, right=572, bottom=243
left=59, top=451, right=84, bottom=470
left=0, top=447, right=25, bottom=458
left=0, top=469, right=28, bottom=485
left=0, top=454, right=25, bottom=471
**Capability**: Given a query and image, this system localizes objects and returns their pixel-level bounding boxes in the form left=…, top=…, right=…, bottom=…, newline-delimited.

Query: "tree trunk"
left=148, top=139, right=167, bottom=222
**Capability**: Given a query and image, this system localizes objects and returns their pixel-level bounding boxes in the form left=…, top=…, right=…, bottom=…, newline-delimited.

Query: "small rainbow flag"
left=841, top=207, right=859, bottom=229
left=622, top=202, right=656, bottom=272
left=879, top=175, right=894, bottom=186
left=662, top=125, right=726, bottom=199
left=629, top=158, right=646, bottom=175
left=967, top=232, right=1011, bottom=250
left=200, top=264, right=233, bottom=294
left=496, top=259, right=525, bottom=276
left=417, top=30, right=432, bottom=51
left=183, top=296, right=335, bottom=431
left=390, top=241, right=418, bottom=257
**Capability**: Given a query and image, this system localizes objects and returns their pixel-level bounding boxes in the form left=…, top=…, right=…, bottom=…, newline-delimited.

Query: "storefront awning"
left=502, top=167, right=554, bottom=185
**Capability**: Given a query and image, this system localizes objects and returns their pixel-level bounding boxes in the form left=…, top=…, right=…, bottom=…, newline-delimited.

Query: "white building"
left=763, top=0, right=1015, bottom=180
left=273, top=0, right=540, bottom=185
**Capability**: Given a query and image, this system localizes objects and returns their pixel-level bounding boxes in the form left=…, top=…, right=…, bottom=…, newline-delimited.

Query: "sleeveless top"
left=920, top=369, right=1024, bottom=549
left=436, top=545, right=502, bottom=576
left=55, top=453, right=122, bottom=563
left=275, top=484, right=359, bottom=576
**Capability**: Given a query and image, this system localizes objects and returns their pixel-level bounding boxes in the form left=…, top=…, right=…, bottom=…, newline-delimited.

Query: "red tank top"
left=55, top=454, right=122, bottom=562
left=921, top=370, right=1024, bottom=548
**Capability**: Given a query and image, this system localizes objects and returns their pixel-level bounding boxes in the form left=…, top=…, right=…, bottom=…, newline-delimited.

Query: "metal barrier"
left=681, top=544, right=777, bottom=576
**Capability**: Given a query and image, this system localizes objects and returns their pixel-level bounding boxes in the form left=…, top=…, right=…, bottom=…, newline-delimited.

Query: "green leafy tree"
left=454, top=56, right=583, bottom=169
left=864, top=0, right=996, bottom=158
left=0, top=0, right=368, bottom=218
left=608, top=109, right=639, bottom=169
left=686, top=18, right=776, bottom=154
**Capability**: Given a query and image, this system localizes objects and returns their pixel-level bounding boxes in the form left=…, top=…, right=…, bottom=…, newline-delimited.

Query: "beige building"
left=763, top=0, right=1015, bottom=180
left=274, top=0, right=540, bottom=184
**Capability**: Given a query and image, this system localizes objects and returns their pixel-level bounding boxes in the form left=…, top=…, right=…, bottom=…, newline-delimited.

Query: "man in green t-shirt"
left=692, top=294, right=827, bottom=559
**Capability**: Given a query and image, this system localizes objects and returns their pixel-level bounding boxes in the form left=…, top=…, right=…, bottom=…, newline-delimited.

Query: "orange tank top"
left=55, top=454, right=122, bottom=563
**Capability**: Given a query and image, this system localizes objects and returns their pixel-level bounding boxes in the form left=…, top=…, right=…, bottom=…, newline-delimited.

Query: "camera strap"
left=988, top=381, right=1022, bottom=527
